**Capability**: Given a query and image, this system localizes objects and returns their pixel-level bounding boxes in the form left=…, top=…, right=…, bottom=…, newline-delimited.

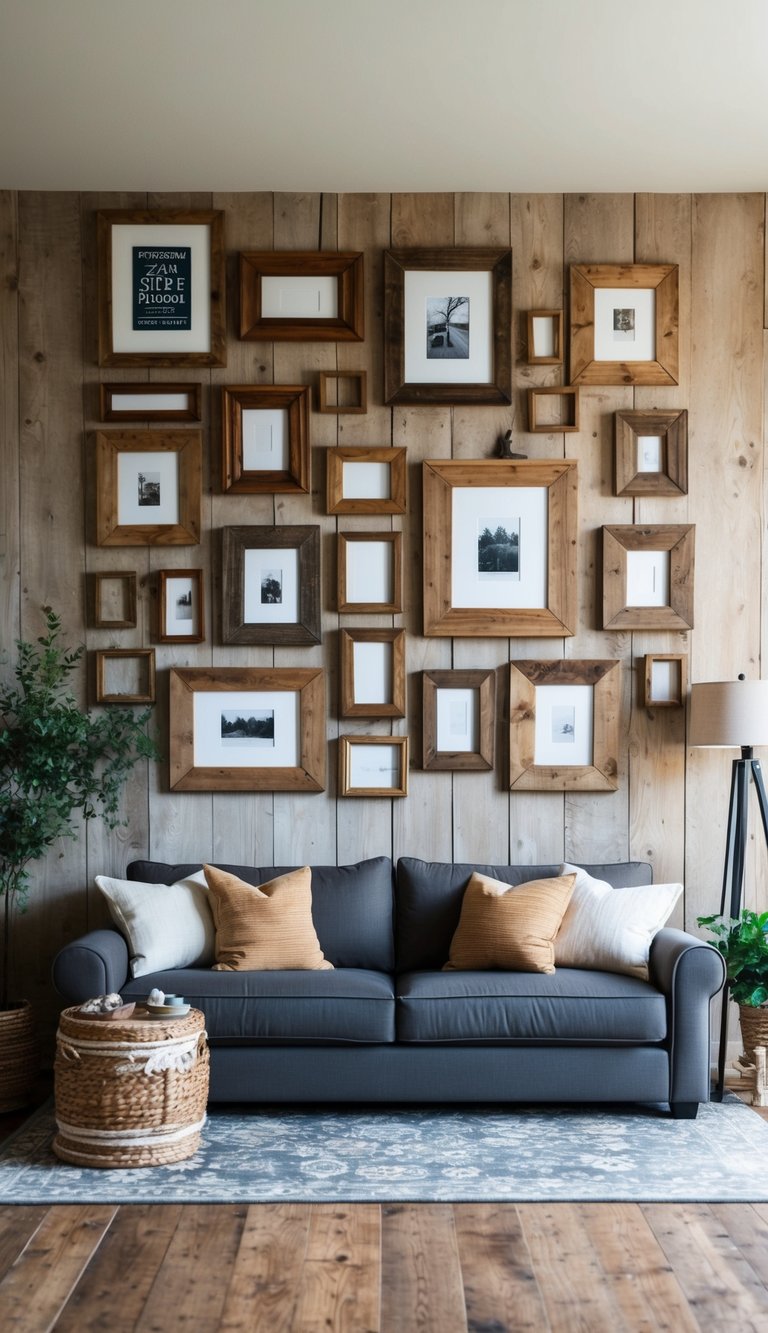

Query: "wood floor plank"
left=453, top=1203, right=552, bottom=1332
left=517, top=1203, right=629, bottom=1332
left=292, top=1204, right=381, bottom=1333
left=709, top=1204, right=768, bottom=1291
left=0, top=1204, right=116, bottom=1332
left=218, top=1203, right=311, bottom=1332
left=381, top=1204, right=467, bottom=1333
left=134, top=1203, right=247, bottom=1333
left=0, top=1206, right=48, bottom=1282
left=643, top=1203, right=768, bottom=1331
left=579, top=1203, right=699, bottom=1332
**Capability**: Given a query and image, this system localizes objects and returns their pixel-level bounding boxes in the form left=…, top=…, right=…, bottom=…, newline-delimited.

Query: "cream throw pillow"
left=556, top=863, right=683, bottom=979
left=444, top=871, right=576, bottom=974
left=95, top=869, right=214, bottom=978
left=204, top=864, right=333, bottom=971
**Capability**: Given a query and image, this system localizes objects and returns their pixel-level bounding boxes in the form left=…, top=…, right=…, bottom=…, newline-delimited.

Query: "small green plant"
left=0, top=608, right=159, bottom=1009
left=697, top=909, right=768, bottom=1007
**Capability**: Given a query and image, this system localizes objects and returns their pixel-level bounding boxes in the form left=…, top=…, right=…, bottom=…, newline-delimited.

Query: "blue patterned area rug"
left=1, top=1097, right=767, bottom=1204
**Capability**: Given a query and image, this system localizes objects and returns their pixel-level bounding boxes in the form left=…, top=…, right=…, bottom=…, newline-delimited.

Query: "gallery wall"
left=1, top=189, right=766, bottom=1031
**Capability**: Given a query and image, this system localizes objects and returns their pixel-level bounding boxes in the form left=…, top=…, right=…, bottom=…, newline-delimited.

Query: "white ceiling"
left=2, top=0, right=767, bottom=193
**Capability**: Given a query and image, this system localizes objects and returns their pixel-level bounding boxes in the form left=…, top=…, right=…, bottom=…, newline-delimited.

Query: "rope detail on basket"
left=56, top=1031, right=207, bottom=1076
left=54, top=1113, right=207, bottom=1151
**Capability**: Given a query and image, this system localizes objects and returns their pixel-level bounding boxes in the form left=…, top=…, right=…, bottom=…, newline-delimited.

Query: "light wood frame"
left=614, top=409, right=688, bottom=497
left=318, top=370, right=368, bottom=414
left=327, top=447, right=407, bottom=515
left=340, top=629, right=406, bottom=719
left=526, top=309, right=564, bottom=364
left=509, top=660, right=620, bottom=792
left=528, top=386, right=580, bottom=433
left=222, top=525, right=321, bottom=647
left=97, top=209, right=226, bottom=368
left=422, top=668, right=495, bottom=772
left=99, top=382, right=202, bottom=422
left=221, top=385, right=311, bottom=494
left=95, top=648, right=156, bottom=704
left=603, top=524, right=695, bottom=630
left=90, top=571, right=137, bottom=629
left=157, top=568, right=205, bottom=644
left=643, top=653, right=688, bottom=708
left=383, top=247, right=512, bottom=405
left=95, top=430, right=202, bottom=547
left=340, top=735, right=409, bottom=797
left=423, top=458, right=578, bottom=637
left=239, top=251, right=364, bottom=341
left=169, top=666, right=326, bottom=792
left=570, top=263, right=679, bottom=386
left=337, top=531, right=402, bottom=613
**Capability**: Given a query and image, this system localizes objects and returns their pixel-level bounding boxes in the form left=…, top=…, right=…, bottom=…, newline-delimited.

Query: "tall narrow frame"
left=221, top=385, right=311, bottom=495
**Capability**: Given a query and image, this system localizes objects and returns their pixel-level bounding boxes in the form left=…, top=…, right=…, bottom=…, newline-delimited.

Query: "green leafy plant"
left=697, top=909, right=768, bottom=1007
left=0, top=608, right=159, bottom=1009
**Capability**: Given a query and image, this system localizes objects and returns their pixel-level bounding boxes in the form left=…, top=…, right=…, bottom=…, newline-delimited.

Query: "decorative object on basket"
left=78, top=994, right=136, bottom=1022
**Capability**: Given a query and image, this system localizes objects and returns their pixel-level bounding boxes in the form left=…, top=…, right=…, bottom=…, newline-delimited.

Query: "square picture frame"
left=422, top=459, right=578, bottom=637
left=340, top=629, right=406, bottom=719
left=221, top=385, right=311, bottom=495
left=614, top=409, right=688, bottom=497
left=95, top=648, right=156, bottom=705
left=239, top=250, right=364, bottom=341
left=509, top=660, right=620, bottom=792
left=327, top=447, right=407, bottom=515
left=340, top=735, right=409, bottom=798
left=97, top=209, right=226, bottom=368
left=422, top=668, right=495, bottom=771
left=528, top=386, right=580, bottom=433
left=383, top=247, right=512, bottom=404
left=95, top=430, right=202, bottom=547
left=569, top=263, right=679, bottom=386
left=644, top=653, right=687, bottom=708
left=157, top=568, right=205, bottom=644
left=99, top=382, right=202, bottom=423
left=603, top=524, right=695, bottom=630
left=221, top=525, right=321, bottom=646
left=170, top=666, right=326, bottom=792
left=89, top=571, right=138, bottom=629
left=338, top=531, right=402, bottom=614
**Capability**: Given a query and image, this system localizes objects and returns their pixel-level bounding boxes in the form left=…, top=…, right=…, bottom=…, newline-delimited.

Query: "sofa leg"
left=670, top=1102, right=699, bottom=1120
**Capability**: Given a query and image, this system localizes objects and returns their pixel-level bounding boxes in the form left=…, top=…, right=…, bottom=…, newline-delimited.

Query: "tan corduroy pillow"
left=203, top=864, right=333, bottom=971
left=444, top=871, right=576, bottom=973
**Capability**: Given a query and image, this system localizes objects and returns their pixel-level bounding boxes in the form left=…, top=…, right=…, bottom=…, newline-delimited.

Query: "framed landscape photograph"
left=383, top=247, right=512, bottom=404
left=338, top=531, right=402, bottom=614
left=340, top=735, right=409, bottom=798
left=221, top=385, right=311, bottom=495
left=95, top=648, right=156, bottom=705
left=327, top=446, right=407, bottom=515
left=422, top=668, right=495, bottom=771
left=95, top=430, right=202, bottom=547
left=221, top=525, right=321, bottom=646
left=170, top=666, right=325, bottom=792
left=569, top=263, right=679, bottom=386
left=340, top=629, right=406, bottom=719
left=602, top=524, right=695, bottom=630
left=422, top=459, right=578, bottom=637
left=614, top=409, right=688, bottom=497
left=97, top=209, right=226, bottom=367
left=99, top=382, right=202, bottom=423
left=509, top=660, right=620, bottom=791
left=157, top=568, right=205, bottom=644
left=239, top=251, right=364, bottom=341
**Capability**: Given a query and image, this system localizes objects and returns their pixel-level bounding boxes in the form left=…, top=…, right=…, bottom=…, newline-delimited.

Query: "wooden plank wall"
left=0, top=190, right=765, bottom=1035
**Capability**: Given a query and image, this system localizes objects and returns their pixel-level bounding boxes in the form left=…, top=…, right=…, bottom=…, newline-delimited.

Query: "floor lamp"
left=689, top=678, right=768, bottom=1100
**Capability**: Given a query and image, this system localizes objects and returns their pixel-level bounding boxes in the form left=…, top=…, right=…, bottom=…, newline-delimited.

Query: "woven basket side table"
left=53, top=1006, right=209, bottom=1168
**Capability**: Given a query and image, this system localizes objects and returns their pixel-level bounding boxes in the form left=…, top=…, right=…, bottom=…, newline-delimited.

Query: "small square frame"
left=95, top=648, right=156, bottom=704
left=338, top=531, right=402, bottom=613
left=570, top=263, right=679, bottom=386
left=318, top=370, right=368, bottom=414
left=644, top=654, right=687, bottom=708
left=422, top=668, right=495, bottom=771
left=509, top=660, right=620, bottom=791
left=528, top=386, right=580, bottom=433
left=526, top=310, right=564, bottom=364
left=327, top=447, right=407, bottom=515
left=157, top=568, right=205, bottom=644
left=340, top=629, right=406, bottom=719
left=221, top=385, right=311, bottom=495
left=90, top=571, right=138, bottom=629
left=99, top=383, right=202, bottom=422
left=239, top=251, right=364, bottom=341
left=222, top=525, right=321, bottom=646
left=614, top=409, right=688, bottom=497
left=340, top=735, right=409, bottom=797
left=95, top=430, right=202, bottom=547
left=603, top=524, right=695, bottom=630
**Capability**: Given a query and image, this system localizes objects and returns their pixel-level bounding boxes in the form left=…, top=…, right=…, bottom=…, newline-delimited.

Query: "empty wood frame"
left=340, top=629, right=406, bottom=719
left=644, top=653, right=688, bottom=708
left=222, top=525, right=321, bottom=646
left=99, top=382, right=202, bottom=422
left=509, top=660, right=620, bottom=792
left=327, top=447, right=407, bottom=515
left=95, top=430, right=202, bottom=547
left=318, top=370, right=368, bottom=414
left=157, top=568, right=205, bottom=644
left=90, top=571, right=138, bottom=628
left=340, top=735, right=409, bottom=797
left=338, top=531, right=402, bottom=613
left=422, top=669, right=495, bottom=771
left=614, top=409, right=688, bottom=496
left=603, top=524, right=695, bottom=630
left=570, top=263, right=679, bottom=386
left=221, top=385, right=310, bottom=494
left=95, top=648, right=156, bottom=704
left=239, top=251, right=364, bottom=341
left=422, top=459, right=578, bottom=637
left=526, top=310, right=564, bottom=364
left=528, top=386, right=580, bottom=433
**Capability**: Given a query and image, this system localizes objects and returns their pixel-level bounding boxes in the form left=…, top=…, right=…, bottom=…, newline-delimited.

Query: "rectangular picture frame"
left=340, top=735, right=409, bottom=798
left=327, top=446, right=407, bottom=515
left=95, top=430, right=202, bottom=547
left=528, top=386, right=580, bottom=433
left=509, top=660, right=620, bottom=791
left=157, top=568, right=205, bottom=644
left=318, top=370, right=368, bottom=414
left=99, top=382, right=202, bottom=422
left=239, top=250, right=364, bottom=341
left=340, top=629, right=406, bottom=719
left=90, top=571, right=137, bottom=629
left=338, top=531, right=402, bottom=614
left=422, top=668, right=495, bottom=771
left=570, top=263, right=679, bottom=386
left=644, top=653, right=687, bottom=708
left=221, top=525, right=321, bottom=646
left=603, top=524, right=695, bottom=630
left=614, top=408, right=688, bottom=497
left=526, top=309, right=564, bottom=365
left=95, top=648, right=156, bottom=705
left=221, top=385, right=311, bottom=495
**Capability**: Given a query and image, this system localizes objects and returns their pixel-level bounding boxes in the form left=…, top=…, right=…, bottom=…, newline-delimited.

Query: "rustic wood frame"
left=327, top=447, right=407, bottom=515
left=338, top=531, right=402, bottom=613
left=570, top=263, right=679, bottom=386
left=422, top=458, right=578, bottom=637
left=221, top=385, right=311, bottom=495
left=643, top=653, right=688, bottom=708
left=509, top=660, right=620, bottom=792
left=614, top=409, right=688, bottom=496
left=340, top=735, right=409, bottom=797
left=221, top=525, right=321, bottom=646
left=383, top=247, right=512, bottom=404
left=90, top=571, right=137, bottom=629
left=169, top=666, right=326, bottom=792
left=99, top=382, right=202, bottom=422
left=95, top=430, right=202, bottom=547
left=602, top=524, right=695, bottom=630
left=97, top=209, right=226, bottom=367
left=239, top=251, right=364, bottom=341
left=318, top=370, right=368, bottom=414
left=528, top=386, right=580, bottom=433
left=157, top=568, right=205, bottom=644
left=95, top=648, right=156, bottom=704
left=340, top=629, right=406, bottom=719
left=526, top=309, right=564, bottom=364
left=422, top=668, right=495, bottom=772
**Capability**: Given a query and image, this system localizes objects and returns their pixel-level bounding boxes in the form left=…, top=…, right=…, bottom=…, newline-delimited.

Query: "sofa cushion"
left=204, top=865, right=332, bottom=972
left=95, top=869, right=214, bottom=977
left=556, top=863, right=683, bottom=980
left=444, top=872, right=575, bottom=973
left=396, top=970, right=667, bottom=1044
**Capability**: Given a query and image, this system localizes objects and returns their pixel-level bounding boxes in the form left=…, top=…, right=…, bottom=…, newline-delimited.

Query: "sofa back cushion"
left=127, top=857, right=395, bottom=971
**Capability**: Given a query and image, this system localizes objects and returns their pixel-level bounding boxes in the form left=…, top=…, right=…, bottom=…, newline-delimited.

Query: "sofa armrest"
left=649, top=927, right=726, bottom=1105
left=52, top=930, right=130, bottom=1004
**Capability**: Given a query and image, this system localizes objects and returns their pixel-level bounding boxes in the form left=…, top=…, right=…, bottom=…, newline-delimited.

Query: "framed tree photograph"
left=239, top=251, right=364, bottom=341
left=509, top=660, right=620, bottom=792
left=95, top=430, right=202, bottom=547
left=221, top=385, right=311, bottom=495
left=340, top=629, right=406, bottom=719
left=422, top=668, right=495, bottom=771
left=644, top=653, right=687, bottom=708
left=340, top=735, right=409, bottom=797
left=157, top=568, right=205, bottom=644
left=569, top=263, right=679, bottom=386
left=337, top=531, right=402, bottom=613
left=97, top=209, right=226, bottom=367
left=327, top=446, right=407, bottom=515
left=384, top=247, right=512, bottom=404
left=95, top=648, right=156, bottom=705
left=602, top=524, right=695, bottom=630
left=99, top=382, right=202, bottom=422
left=614, top=409, right=688, bottom=497
left=170, top=666, right=325, bottom=792
left=221, top=525, right=321, bottom=646
left=422, top=459, right=578, bottom=637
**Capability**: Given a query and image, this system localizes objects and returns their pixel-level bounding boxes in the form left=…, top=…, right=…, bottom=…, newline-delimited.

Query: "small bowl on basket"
left=145, top=1002, right=191, bottom=1018
left=79, top=1002, right=136, bottom=1022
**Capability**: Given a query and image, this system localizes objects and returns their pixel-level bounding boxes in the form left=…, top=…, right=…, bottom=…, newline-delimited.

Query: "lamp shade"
left=689, top=679, right=768, bottom=748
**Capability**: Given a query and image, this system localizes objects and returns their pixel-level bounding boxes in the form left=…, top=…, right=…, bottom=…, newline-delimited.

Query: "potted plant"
left=0, top=608, right=158, bottom=1111
left=697, top=908, right=768, bottom=1065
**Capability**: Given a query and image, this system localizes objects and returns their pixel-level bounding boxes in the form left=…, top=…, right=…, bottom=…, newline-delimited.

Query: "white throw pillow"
left=95, top=869, right=215, bottom=978
left=555, top=863, right=683, bottom=980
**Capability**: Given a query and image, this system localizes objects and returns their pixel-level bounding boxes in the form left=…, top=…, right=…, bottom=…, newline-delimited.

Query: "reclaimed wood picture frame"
left=157, top=568, right=205, bottom=644
left=340, top=629, right=406, bottom=719
left=340, top=735, right=409, bottom=797
left=509, top=660, right=620, bottom=792
left=614, top=409, right=688, bottom=497
left=528, top=386, right=580, bottom=433
left=90, top=571, right=138, bottom=629
left=318, top=370, right=368, bottom=414
left=643, top=653, right=688, bottom=708
left=570, top=263, right=679, bottom=386
left=602, top=524, right=695, bottom=630
left=526, top=309, right=564, bottom=364
left=239, top=250, right=364, bottom=341
left=422, top=668, right=495, bottom=772
left=337, top=531, right=402, bottom=613
left=221, top=525, right=321, bottom=647
left=95, top=648, right=156, bottom=704
left=327, top=446, right=407, bottom=515
left=221, top=385, right=311, bottom=495
left=95, top=430, right=202, bottom=547
left=99, top=382, right=202, bottom=422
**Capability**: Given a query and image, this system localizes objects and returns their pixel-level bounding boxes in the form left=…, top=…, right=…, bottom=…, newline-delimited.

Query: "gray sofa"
left=52, top=856, right=725, bottom=1118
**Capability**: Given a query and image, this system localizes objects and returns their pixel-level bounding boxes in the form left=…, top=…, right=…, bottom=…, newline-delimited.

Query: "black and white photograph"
left=551, top=705, right=576, bottom=743
left=426, top=295, right=469, bottom=359
left=220, top=709, right=275, bottom=746
left=260, top=568, right=283, bottom=604
left=477, top=517, right=521, bottom=579
left=175, top=589, right=193, bottom=621
left=613, top=307, right=636, bottom=340
left=137, top=471, right=161, bottom=506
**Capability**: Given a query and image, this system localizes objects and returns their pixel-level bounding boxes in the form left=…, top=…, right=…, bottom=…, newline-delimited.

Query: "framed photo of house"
left=239, top=251, right=364, bottom=341
left=157, top=568, right=205, bottom=644
left=509, top=660, right=620, bottom=791
left=422, top=668, right=495, bottom=771
left=340, top=629, right=406, bottom=719
left=340, top=735, right=409, bottom=797
left=569, top=263, right=679, bottom=386
left=221, top=385, right=311, bottom=495
left=422, top=458, right=578, bottom=637
left=95, top=430, right=202, bottom=547
left=90, top=571, right=137, bottom=629
left=644, top=654, right=687, bottom=708
left=337, top=531, right=402, bottom=613
left=97, top=209, right=226, bottom=367
left=99, top=382, right=202, bottom=423
left=221, top=525, right=321, bottom=646
left=383, top=247, right=512, bottom=404
left=614, top=409, right=688, bottom=497
left=95, top=648, right=156, bottom=705
left=602, top=524, right=695, bottom=630
left=327, top=446, right=407, bottom=515
left=526, top=309, right=564, bottom=365
left=169, top=666, right=326, bottom=792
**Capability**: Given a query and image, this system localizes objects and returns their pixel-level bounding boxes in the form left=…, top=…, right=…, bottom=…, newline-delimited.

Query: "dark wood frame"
left=528, top=386, right=580, bottom=433
left=221, top=385, right=311, bottom=495
left=337, top=531, right=402, bottom=614
left=95, top=430, right=202, bottom=547
left=156, top=568, right=205, bottom=644
left=221, top=525, right=321, bottom=646
left=327, top=447, right=407, bottom=515
left=526, top=309, right=564, bottom=365
left=239, top=251, right=364, bottom=341
left=603, top=524, right=695, bottom=630
left=340, top=629, right=406, bottom=719
left=422, top=668, right=495, bottom=771
left=95, top=648, right=156, bottom=704
left=169, top=666, right=326, bottom=792
left=509, top=659, right=620, bottom=791
left=570, top=263, right=679, bottom=386
left=90, top=571, right=137, bottom=629
left=383, top=247, right=512, bottom=404
left=614, top=409, right=688, bottom=496
left=643, top=653, right=688, bottom=708
left=318, top=370, right=368, bottom=414
left=339, top=735, right=409, bottom=798
left=99, top=382, right=202, bottom=422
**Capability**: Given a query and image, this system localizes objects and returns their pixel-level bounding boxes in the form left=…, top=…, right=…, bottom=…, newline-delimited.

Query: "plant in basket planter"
left=697, top=908, right=768, bottom=1066
left=0, top=608, right=158, bottom=1111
